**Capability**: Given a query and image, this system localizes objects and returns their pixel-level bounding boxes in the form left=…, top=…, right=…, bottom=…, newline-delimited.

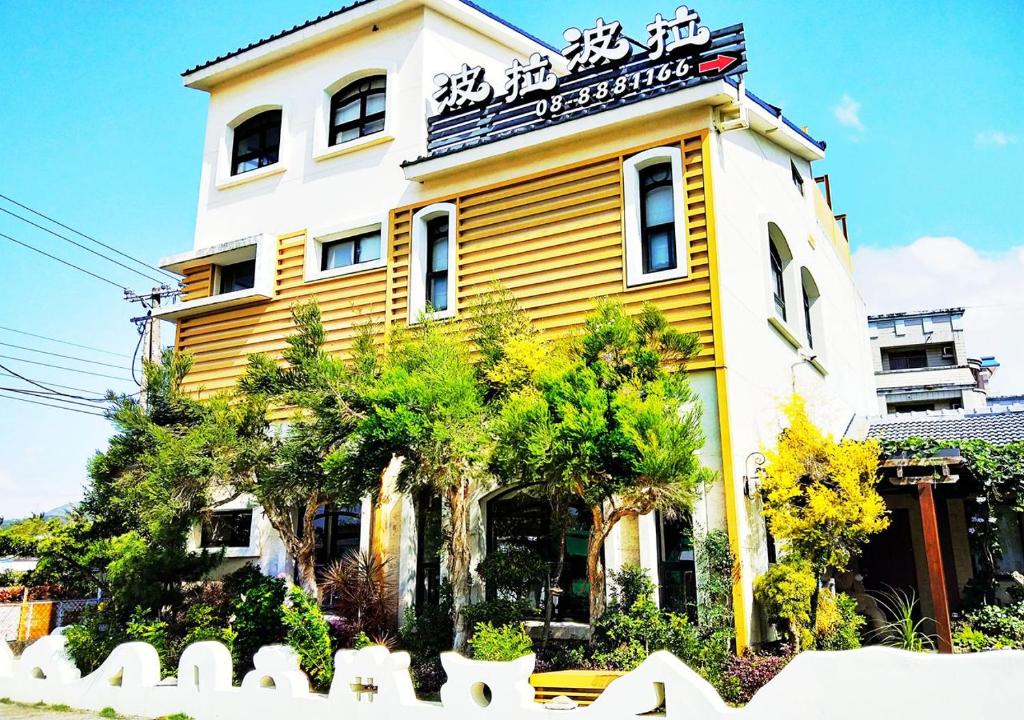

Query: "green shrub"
left=815, top=591, right=864, bottom=650
left=126, top=609, right=172, bottom=672
left=222, top=565, right=286, bottom=674
left=399, top=587, right=454, bottom=693
left=463, top=598, right=535, bottom=631
left=469, top=622, right=533, bottom=661
left=954, top=602, right=1024, bottom=651
left=753, top=560, right=815, bottom=647
left=181, top=602, right=237, bottom=655
left=64, top=604, right=127, bottom=673
left=98, top=708, right=117, bottom=719
left=282, top=586, right=334, bottom=691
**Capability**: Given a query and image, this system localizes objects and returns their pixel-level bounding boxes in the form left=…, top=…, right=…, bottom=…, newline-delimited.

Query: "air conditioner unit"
left=942, top=346, right=955, bottom=358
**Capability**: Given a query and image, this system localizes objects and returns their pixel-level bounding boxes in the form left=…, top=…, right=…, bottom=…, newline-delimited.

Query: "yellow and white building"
left=158, top=0, right=877, bottom=647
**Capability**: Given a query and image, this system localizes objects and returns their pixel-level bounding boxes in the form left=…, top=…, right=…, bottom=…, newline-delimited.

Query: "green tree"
left=232, top=302, right=377, bottom=596
left=336, top=316, right=491, bottom=650
left=491, top=300, right=714, bottom=623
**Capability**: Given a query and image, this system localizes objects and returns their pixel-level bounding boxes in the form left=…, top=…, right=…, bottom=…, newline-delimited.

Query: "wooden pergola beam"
left=917, top=481, right=953, bottom=653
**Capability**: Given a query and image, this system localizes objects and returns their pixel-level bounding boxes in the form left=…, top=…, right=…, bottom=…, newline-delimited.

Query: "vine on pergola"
left=880, top=437, right=1024, bottom=602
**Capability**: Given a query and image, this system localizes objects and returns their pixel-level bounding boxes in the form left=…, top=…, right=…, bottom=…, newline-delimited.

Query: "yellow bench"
left=530, top=670, right=624, bottom=706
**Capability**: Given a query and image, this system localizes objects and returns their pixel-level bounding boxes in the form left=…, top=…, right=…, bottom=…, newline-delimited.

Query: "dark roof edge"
left=868, top=307, right=966, bottom=321
left=182, top=0, right=556, bottom=78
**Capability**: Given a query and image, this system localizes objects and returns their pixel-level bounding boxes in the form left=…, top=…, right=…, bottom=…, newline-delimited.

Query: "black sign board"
left=412, top=8, right=746, bottom=164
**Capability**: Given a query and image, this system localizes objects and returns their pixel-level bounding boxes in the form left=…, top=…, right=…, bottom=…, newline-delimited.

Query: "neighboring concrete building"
left=868, top=308, right=999, bottom=414
left=157, top=0, right=878, bottom=648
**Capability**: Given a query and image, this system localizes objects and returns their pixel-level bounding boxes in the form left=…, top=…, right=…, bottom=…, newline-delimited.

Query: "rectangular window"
left=217, top=259, right=256, bottom=295
left=791, top=160, right=805, bottom=195
left=321, top=230, right=381, bottom=271
left=426, top=216, right=449, bottom=312
left=885, top=348, right=929, bottom=370
left=200, top=510, right=253, bottom=548
left=802, top=285, right=814, bottom=349
left=995, top=506, right=1024, bottom=575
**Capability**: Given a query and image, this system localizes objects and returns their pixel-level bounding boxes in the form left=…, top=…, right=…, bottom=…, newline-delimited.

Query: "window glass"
left=803, top=283, right=814, bottom=348
left=995, top=506, right=1024, bottom=575
left=657, top=511, right=696, bottom=619
left=218, top=259, right=256, bottom=295
left=329, top=75, right=387, bottom=146
left=486, top=488, right=593, bottom=621
left=231, top=110, right=282, bottom=176
left=416, top=492, right=443, bottom=611
left=312, top=503, right=363, bottom=568
left=639, top=163, right=677, bottom=275
left=426, top=215, right=450, bottom=312
left=322, top=230, right=381, bottom=271
left=886, top=348, right=929, bottom=370
left=200, top=510, right=252, bottom=548
left=770, top=240, right=786, bottom=320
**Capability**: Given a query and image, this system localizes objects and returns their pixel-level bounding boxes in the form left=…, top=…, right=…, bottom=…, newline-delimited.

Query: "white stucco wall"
left=708, top=123, right=877, bottom=641
left=189, top=7, right=536, bottom=253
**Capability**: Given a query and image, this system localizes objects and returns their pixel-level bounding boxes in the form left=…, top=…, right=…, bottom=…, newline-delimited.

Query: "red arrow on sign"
left=698, top=54, right=738, bottom=74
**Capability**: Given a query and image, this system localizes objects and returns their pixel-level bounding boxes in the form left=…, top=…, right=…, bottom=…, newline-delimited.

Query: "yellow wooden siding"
left=390, top=131, right=715, bottom=366
left=177, top=131, right=716, bottom=393
left=181, top=265, right=213, bottom=302
left=177, top=232, right=387, bottom=396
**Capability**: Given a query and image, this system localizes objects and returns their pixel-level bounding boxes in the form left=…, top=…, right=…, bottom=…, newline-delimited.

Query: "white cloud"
left=832, top=93, right=864, bottom=132
left=853, top=237, right=1024, bottom=396
left=975, top=131, right=1018, bottom=148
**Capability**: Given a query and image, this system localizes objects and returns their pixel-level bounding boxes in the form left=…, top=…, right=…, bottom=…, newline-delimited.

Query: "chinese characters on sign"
left=431, top=5, right=740, bottom=118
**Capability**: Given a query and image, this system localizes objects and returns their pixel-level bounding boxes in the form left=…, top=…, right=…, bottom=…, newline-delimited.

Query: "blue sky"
left=0, top=0, right=1021, bottom=518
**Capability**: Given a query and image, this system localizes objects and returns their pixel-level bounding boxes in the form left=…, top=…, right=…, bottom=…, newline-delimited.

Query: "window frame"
left=767, top=222, right=793, bottom=324
left=409, top=203, right=457, bottom=322
left=215, top=258, right=257, bottom=296
left=230, top=109, right=282, bottom=177
left=305, top=217, right=387, bottom=283
left=329, top=75, right=387, bottom=147
left=217, top=105, right=287, bottom=190
left=885, top=347, right=930, bottom=371
left=622, top=147, right=688, bottom=287
left=200, top=509, right=254, bottom=549
left=799, top=267, right=821, bottom=352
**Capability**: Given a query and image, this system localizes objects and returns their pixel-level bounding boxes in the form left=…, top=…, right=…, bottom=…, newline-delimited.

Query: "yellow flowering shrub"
left=761, top=396, right=888, bottom=576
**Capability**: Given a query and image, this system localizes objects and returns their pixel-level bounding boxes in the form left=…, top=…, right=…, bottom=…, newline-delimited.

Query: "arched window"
left=410, top=203, right=456, bottom=321
left=800, top=268, right=821, bottom=350
left=231, top=109, right=282, bottom=176
left=330, top=76, right=386, bottom=146
left=623, top=147, right=687, bottom=287
left=639, top=163, right=677, bottom=274
left=485, top=487, right=593, bottom=622
left=767, top=223, right=791, bottom=322
left=312, top=502, right=362, bottom=569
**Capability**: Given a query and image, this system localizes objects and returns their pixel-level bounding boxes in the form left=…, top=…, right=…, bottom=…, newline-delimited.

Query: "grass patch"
left=99, top=708, right=118, bottom=719
left=158, top=714, right=194, bottom=720
left=0, top=697, right=13, bottom=704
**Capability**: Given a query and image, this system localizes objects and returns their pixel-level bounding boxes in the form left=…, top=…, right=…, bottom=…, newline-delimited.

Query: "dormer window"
left=231, top=110, right=282, bottom=176
left=330, top=76, right=386, bottom=146
left=218, top=259, right=256, bottom=295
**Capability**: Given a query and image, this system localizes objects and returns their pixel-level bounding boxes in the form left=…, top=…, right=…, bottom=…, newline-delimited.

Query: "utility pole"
left=125, top=284, right=180, bottom=402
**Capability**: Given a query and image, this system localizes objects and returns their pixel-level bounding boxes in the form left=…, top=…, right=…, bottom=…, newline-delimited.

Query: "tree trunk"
left=446, top=478, right=473, bottom=652
left=263, top=496, right=322, bottom=600
left=542, top=523, right=567, bottom=650
left=586, top=505, right=608, bottom=629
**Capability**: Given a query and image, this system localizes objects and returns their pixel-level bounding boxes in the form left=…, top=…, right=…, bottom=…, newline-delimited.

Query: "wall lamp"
left=744, top=451, right=767, bottom=498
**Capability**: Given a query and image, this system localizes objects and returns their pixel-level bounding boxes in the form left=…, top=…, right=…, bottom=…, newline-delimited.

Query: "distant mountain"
left=42, top=503, right=76, bottom=519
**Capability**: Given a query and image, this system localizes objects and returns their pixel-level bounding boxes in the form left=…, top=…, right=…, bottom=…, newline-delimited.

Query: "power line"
left=0, top=392, right=107, bottom=417
left=0, top=370, right=109, bottom=397
left=0, top=325, right=131, bottom=358
left=0, top=354, right=133, bottom=382
left=0, top=206, right=167, bottom=285
left=0, top=230, right=127, bottom=290
left=0, top=361, right=111, bottom=402
left=0, top=387, right=108, bottom=410
left=0, top=191, right=178, bottom=282
left=0, top=341, right=133, bottom=370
